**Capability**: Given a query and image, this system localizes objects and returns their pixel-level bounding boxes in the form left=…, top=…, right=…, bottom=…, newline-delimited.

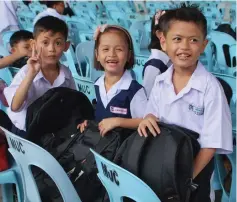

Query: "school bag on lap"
left=25, top=87, right=134, bottom=202
left=113, top=122, right=201, bottom=202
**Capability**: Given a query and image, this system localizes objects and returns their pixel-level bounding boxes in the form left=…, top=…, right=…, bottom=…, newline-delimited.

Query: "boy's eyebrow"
left=100, top=44, right=126, bottom=47
left=171, top=34, right=200, bottom=38
left=41, top=36, right=64, bottom=40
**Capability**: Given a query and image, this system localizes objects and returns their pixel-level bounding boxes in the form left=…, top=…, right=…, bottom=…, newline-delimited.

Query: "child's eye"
left=116, top=48, right=123, bottom=51
left=173, top=37, right=181, bottom=42
left=42, top=41, right=48, bottom=45
left=56, top=41, right=62, bottom=46
left=190, top=38, right=198, bottom=43
left=102, top=48, right=109, bottom=51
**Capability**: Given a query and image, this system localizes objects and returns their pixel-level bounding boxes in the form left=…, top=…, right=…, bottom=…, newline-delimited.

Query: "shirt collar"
left=33, top=64, right=70, bottom=82
left=150, top=49, right=170, bottom=65
left=159, top=61, right=207, bottom=93
left=94, top=70, right=133, bottom=90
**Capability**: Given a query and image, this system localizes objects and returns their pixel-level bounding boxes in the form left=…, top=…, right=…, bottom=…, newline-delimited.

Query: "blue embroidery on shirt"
left=189, top=104, right=204, bottom=115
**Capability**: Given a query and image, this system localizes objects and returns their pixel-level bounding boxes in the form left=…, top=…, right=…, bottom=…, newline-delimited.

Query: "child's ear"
left=156, top=30, right=166, bottom=51
left=201, top=39, right=208, bottom=54
left=160, top=35, right=167, bottom=52
left=155, top=30, right=163, bottom=40
left=95, top=49, right=99, bottom=61
left=64, top=41, right=70, bottom=52
left=30, top=39, right=36, bottom=50
left=11, top=47, right=16, bottom=53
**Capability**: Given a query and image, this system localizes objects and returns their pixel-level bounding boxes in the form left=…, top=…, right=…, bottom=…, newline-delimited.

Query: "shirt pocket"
left=182, top=95, right=204, bottom=125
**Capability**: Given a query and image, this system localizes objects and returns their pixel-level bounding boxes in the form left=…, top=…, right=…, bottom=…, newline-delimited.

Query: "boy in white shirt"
left=33, top=1, right=65, bottom=25
left=138, top=6, right=233, bottom=202
left=3, top=16, right=75, bottom=135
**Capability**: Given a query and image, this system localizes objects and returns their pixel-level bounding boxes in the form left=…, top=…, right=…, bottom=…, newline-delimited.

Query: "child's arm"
left=99, top=117, right=142, bottom=136
left=193, top=148, right=216, bottom=179
left=11, top=45, right=42, bottom=111
left=0, top=52, right=24, bottom=69
left=11, top=72, right=36, bottom=111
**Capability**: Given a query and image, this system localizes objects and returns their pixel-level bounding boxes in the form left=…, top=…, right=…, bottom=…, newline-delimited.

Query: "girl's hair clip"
left=93, top=24, right=108, bottom=40
left=154, top=10, right=166, bottom=25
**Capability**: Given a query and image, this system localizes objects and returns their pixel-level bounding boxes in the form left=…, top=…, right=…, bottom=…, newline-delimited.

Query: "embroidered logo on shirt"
left=189, top=104, right=204, bottom=115
left=110, top=106, right=127, bottom=115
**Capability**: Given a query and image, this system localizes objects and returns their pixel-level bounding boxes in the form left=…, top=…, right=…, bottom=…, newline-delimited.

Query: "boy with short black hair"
left=0, top=30, right=33, bottom=69
left=138, top=6, right=232, bottom=202
left=4, top=16, right=75, bottom=134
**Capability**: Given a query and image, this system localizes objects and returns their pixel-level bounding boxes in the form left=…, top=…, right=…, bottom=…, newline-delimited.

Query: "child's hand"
left=99, top=118, right=119, bottom=137
left=27, top=43, right=42, bottom=77
left=138, top=114, right=160, bottom=137
left=77, top=120, right=88, bottom=133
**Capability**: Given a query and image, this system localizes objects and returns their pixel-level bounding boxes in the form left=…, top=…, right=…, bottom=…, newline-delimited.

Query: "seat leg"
left=2, top=184, right=14, bottom=202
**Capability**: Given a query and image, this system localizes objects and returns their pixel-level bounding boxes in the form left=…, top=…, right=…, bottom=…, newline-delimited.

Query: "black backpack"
left=25, top=87, right=134, bottom=202
left=113, top=122, right=200, bottom=202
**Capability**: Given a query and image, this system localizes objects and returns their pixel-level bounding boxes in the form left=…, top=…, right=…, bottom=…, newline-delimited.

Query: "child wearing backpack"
left=78, top=25, right=147, bottom=136
left=3, top=16, right=76, bottom=135
left=143, top=10, right=171, bottom=98
left=0, top=30, right=33, bottom=69
left=138, top=6, right=233, bottom=202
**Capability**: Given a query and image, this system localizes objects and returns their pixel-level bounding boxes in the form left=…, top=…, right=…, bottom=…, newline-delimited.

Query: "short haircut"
left=10, top=30, right=33, bottom=47
left=159, top=5, right=207, bottom=38
left=46, top=1, right=64, bottom=8
left=33, top=16, right=68, bottom=40
left=94, top=25, right=135, bottom=70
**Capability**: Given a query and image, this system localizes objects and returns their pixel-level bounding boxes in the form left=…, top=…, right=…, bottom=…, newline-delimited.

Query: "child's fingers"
left=80, top=125, right=85, bottom=133
left=37, top=46, right=42, bottom=59
left=32, top=43, right=36, bottom=57
left=141, top=126, right=148, bottom=138
left=138, top=127, right=142, bottom=137
left=146, top=121, right=157, bottom=137
left=149, top=118, right=160, bottom=135
left=100, top=127, right=105, bottom=137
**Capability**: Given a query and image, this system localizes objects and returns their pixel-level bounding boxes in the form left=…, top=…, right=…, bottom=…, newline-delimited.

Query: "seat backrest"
left=0, top=45, right=13, bottom=85
left=229, top=44, right=236, bottom=68
left=75, top=41, right=102, bottom=81
left=214, top=73, right=236, bottom=131
left=2, top=127, right=82, bottom=202
left=210, top=31, right=236, bottom=72
left=16, top=11, right=35, bottom=29
left=90, top=149, right=161, bottom=202
left=1, top=31, right=14, bottom=51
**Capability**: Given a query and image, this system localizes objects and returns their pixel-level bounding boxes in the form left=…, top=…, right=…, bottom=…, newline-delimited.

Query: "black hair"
left=46, top=1, right=64, bottom=8
left=10, top=30, right=33, bottom=47
left=148, top=11, right=166, bottom=51
left=94, top=26, right=135, bottom=71
left=33, top=16, right=68, bottom=40
left=159, top=5, right=207, bottom=38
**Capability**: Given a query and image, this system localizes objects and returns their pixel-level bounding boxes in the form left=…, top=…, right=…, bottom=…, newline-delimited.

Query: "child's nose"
left=180, top=40, right=190, bottom=50
left=108, top=49, right=116, bottom=57
left=48, top=43, right=56, bottom=52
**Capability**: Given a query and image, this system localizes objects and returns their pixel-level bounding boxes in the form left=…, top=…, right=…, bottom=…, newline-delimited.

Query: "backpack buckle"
left=187, top=178, right=199, bottom=191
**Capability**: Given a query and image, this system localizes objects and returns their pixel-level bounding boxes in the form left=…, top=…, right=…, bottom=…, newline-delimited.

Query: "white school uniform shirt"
left=4, top=64, right=76, bottom=131
left=144, top=62, right=233, bottom=154
left=94, top=70, right=148, bottom=118
left=33, top=8, right=65, bottom=25
left=143, top=49, right=171, bottom=98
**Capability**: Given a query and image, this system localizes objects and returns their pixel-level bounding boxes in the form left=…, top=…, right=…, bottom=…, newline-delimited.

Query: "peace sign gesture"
left=27, top=43, right=42, bottom=77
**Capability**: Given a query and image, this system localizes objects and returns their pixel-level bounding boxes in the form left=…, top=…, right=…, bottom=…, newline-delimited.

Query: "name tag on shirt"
left=110, top=106, right=127, bottom=115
